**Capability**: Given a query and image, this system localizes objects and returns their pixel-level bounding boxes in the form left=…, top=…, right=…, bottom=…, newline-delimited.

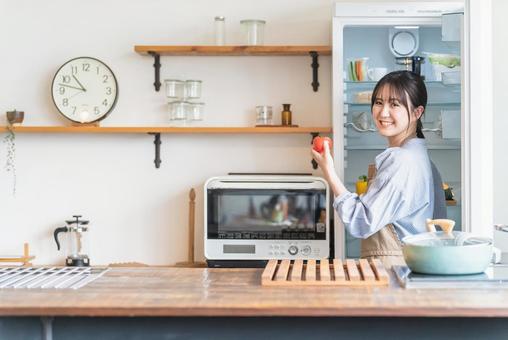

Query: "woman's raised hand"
left=311, top=140, right=335, bottom=180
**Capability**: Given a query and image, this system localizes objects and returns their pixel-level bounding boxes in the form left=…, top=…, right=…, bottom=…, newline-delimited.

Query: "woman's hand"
left=311, top=140, right=335, bottom=179
left=311, top=141, right=347, bottom=197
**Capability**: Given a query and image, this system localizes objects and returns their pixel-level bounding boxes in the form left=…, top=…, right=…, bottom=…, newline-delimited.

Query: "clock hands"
left=72, top=75, right=87, bottom=92
left=58, top=83, right=86, bottom=91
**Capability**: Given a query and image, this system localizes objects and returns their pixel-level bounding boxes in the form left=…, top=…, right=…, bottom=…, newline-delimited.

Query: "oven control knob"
left=288, top=245, right=298, bottom=255
left=301, top=245, right=311, bottom=255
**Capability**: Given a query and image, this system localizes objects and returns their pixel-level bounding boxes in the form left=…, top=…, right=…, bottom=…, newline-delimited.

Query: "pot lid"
left=402, top=231, right=492, bottom=247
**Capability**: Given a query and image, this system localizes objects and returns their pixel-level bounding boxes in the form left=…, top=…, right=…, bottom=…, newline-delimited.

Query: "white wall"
left=0, top=0, right=334, bottom=265
left=2, top=0, right=502, bottom=265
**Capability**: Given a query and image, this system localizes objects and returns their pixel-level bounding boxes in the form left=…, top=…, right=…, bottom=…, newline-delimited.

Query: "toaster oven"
left=204, top=175, right=330, bottom=267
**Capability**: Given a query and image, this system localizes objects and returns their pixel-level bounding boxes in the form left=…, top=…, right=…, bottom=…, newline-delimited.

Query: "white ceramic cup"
left=367, top=67, right=388, bottom=81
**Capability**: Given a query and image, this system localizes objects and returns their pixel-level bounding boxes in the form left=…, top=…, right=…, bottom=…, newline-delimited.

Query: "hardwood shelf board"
left=0, top=126, right=332, bottom=134
left=134, top=45, right=332, bottom=56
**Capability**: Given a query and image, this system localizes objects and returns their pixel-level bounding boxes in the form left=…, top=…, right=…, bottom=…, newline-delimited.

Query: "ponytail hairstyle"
left=370, top=71, right=427, bottom=138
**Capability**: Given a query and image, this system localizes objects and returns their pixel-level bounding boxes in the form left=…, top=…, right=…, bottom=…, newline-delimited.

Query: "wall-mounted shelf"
left=1, top=125, right=332, bottom=168
left=134, top=45, right=332, bottom=92
left=0, top=126, right=331, bottom=134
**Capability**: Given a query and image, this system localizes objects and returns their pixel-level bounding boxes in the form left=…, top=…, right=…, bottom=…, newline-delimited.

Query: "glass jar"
left=214, top=16, right=225, bottom=46
left=185, top=80, right=202, bottom=99
left=165, top=79, right=185, bottom=99
left=168, top=101, right=188, bottom=125
left=240, top=19, right=266, bottom=45
left=255, top=105, right=273, bottom=125
left=187, top=102, right=205, bottom=121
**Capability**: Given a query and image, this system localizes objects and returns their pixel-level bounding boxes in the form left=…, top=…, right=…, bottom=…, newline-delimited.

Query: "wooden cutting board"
left=261, top=258, right=389, bottom=287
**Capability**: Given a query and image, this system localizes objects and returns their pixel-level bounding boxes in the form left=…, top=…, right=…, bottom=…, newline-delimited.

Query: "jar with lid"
left=240, top=19, right=266, bottom=45
left=185, top=80, right=202, bottom=99
left=214, top=16, right=226, bottom=46
left=187, top=102, right=205, bottom=122
left=168, top=101, right=189, bottom=126
left=255, top=105, right=273, bottom=125
left=165, top=79, right=185, bottom=99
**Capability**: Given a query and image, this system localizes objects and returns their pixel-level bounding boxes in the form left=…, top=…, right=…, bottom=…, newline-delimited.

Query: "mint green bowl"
left=402, top=231, right=493, bottom=275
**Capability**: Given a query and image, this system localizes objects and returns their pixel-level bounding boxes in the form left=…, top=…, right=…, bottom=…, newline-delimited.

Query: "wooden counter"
left=1, top=267, right=508, bottom=317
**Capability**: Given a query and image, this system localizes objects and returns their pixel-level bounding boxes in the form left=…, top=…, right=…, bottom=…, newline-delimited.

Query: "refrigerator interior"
left=341, top=25, right=462, bottom=258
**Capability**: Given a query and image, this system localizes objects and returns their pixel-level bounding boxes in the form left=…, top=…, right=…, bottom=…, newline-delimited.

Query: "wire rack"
left=0, top=267, right=110, bottom=290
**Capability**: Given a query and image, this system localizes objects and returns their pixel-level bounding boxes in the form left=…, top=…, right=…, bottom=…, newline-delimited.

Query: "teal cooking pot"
left=402, top=218, right=493, bottom=275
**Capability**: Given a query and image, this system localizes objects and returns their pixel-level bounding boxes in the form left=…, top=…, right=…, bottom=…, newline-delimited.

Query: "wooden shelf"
left=1, top=125, right=331, bottom=169
left=134, top=45, right=331, bottom=92
left=134, top=45, right=332, bottom=56
left=0, top=126, right=332, bottom=134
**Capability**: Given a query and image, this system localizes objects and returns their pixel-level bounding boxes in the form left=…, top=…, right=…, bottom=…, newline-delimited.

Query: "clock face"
left=51, top=57, right=118, bottom=123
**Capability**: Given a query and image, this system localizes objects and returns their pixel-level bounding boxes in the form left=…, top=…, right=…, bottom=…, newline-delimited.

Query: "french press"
left=54, top=215, right=90, bottom=267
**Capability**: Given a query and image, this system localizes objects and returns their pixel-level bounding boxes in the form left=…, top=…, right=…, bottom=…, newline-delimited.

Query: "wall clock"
left=51, top=57, right=118, bottom=124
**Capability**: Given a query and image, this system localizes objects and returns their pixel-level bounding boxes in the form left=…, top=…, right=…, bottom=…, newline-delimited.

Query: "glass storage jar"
left=240, top=19, right=266, bottom=45
left=165, top=79, right=185, bottom=99
left=185, top=80, right=202, bottom=99
left=187, top=102, right=205, bottom=121
left=168, top=101, right=189, bottom=125
left=255, top=105, right=273, bottom=125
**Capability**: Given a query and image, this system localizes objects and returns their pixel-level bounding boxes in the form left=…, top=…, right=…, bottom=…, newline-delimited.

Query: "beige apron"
left=360, top=224, right=406, bottom=268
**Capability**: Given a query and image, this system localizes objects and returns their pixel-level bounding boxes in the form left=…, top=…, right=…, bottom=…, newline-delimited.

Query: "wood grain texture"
left=262, top=259, right=388, bottom=287
left=134, top=45, right=332, bottom=56
left=1, top=266, right=508, bottom=317
left=0, top=126, right=332, bottom=134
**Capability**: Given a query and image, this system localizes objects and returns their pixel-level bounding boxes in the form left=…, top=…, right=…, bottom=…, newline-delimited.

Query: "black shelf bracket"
left=310, top=132, right=320, bottom=169
left=149, top=133, right=162, bottom=168
left=309, top=51, right=320, bottom=92
left=148, top=52, right=161, bottom=91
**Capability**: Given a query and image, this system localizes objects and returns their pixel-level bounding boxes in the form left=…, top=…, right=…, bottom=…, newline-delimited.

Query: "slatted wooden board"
left=261, top=259, right=389, bottom=287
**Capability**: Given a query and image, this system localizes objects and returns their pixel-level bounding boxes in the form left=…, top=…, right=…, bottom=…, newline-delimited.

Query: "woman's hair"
left=370, top=71, right=427, bottom=138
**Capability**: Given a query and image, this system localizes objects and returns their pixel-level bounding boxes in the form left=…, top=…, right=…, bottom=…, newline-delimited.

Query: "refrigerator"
left=332, top=2, right=465, bottom=259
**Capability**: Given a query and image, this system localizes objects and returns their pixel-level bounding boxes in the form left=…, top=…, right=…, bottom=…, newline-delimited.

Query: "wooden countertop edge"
left=1, top=307, right=508, bottom=318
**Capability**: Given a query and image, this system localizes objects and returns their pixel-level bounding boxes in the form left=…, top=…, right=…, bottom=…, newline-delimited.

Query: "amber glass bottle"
left=281, top=104, right=292, bottom=126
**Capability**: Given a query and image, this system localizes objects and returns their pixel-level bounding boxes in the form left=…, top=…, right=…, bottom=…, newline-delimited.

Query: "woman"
left=312, top=71, right=446, bottom=267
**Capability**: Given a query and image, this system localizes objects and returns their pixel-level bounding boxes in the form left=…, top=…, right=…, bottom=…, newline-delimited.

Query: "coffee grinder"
left=54, top=215, right=90, bottom=266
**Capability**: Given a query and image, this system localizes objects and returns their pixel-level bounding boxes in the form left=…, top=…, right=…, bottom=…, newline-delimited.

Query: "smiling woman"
left=312, top=70, right=446, bottom=267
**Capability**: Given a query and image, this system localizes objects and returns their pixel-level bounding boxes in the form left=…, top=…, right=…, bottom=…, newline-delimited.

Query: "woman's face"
left=371, top=85, right=420, bottom=144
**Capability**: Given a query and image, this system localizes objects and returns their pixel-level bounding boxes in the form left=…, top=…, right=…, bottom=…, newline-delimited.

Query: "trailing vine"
left=3, top=123, right=16, bottom=196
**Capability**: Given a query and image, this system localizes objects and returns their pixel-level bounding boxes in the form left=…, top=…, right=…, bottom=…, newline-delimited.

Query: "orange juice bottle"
left=356, top=175, right=368, bottom=195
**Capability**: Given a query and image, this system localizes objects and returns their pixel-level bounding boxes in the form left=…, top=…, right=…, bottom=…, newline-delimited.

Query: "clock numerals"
left=53, top=57, right=117, bottom=124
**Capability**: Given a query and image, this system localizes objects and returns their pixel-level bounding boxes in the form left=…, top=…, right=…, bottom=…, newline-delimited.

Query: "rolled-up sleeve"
left=333, top=177, right=407, bottom=238
left=332, top=148, right=417, bottom=239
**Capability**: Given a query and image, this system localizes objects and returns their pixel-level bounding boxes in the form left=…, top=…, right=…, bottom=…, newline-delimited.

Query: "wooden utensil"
left=175, top=188, right=206, bottom=268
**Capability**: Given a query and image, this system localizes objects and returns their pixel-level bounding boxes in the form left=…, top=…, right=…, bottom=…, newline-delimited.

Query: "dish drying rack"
left=0, top=267, right=110, bottom=290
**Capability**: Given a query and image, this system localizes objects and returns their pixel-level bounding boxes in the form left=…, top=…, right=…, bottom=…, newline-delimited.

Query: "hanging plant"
left=3, top=124, right=16, bottom=195
left=3, top=110, right=23, bottom=196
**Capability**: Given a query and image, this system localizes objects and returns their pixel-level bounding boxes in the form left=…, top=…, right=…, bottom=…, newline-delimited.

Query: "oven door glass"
left=207, top=189, right=327, bottom=240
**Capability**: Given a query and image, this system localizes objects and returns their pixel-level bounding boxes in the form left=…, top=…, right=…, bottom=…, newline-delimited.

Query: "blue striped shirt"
left=333, top=138, right=446, bottom=240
